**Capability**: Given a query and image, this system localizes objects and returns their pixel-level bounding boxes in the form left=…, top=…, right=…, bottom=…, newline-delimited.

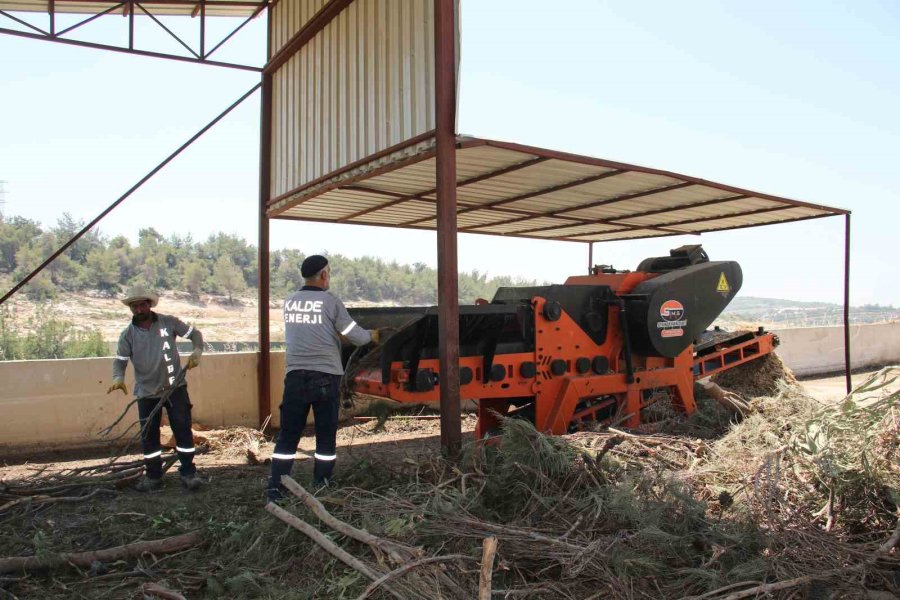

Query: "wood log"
left=265, top=502, right=406, bottom=600
left=355, top=554, right=471, bottom=600
left=698, top=381, right=752, bottom=416
left=280, top=475, right=423, bottom=564
left=0, top=531, right=202, bottom=574
left=0, top=488, right=114, bottom=514
left=478, top=537, right=498, bottom=600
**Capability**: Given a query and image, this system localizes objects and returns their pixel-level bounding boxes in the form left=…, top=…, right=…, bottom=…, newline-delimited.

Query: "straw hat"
left=121, top=285, right=159, bottom=308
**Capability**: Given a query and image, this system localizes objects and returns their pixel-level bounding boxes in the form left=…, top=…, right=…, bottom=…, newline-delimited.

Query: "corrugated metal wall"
left=270, top=0, right=438, bottom=199
left=270, top=0, right=329, bottom=56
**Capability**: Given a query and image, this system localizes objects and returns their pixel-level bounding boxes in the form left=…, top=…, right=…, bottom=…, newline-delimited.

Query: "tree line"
left=0, top=213, right=538, bottom=304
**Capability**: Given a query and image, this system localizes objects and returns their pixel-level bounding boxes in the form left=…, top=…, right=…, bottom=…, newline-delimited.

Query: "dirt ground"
left=798, top=368, right=886, bottom=403
left=0, top=367, right=896, bottom=599
left=0, top=413, right=479, bottom=600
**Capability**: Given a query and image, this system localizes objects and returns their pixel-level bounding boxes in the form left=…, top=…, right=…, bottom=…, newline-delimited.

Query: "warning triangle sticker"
left=717, top=272, right=731, bottom=295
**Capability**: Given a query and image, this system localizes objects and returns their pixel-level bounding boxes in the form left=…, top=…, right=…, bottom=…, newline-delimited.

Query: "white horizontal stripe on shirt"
left=184, top=326, right=194, bottom=338
left=340, top=322, right=357, bottom=336
left=115, top=355, right=129, bottom=361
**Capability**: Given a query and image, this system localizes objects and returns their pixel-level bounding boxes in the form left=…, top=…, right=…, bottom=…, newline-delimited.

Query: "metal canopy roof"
left=268, top=135, right=847, bottom=243
left=0, top=0, right=262, bottom=17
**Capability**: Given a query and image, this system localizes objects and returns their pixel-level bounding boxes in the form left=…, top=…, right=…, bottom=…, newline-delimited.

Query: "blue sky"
left=1, top=1, right=898, bottom=304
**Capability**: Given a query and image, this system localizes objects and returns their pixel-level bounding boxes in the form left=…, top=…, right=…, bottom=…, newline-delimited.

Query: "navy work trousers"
left=267, top=369, right=341, bottom=500
left=138, top=385, right=196, bottom=478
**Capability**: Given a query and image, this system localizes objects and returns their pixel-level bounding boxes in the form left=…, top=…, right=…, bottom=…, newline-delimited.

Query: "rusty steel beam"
left=402, top=168, right=626, bottom=227
left=0, top=9, right=47, bottom=34
left=480, top=139, right=849, bottom=216
left=204, top=1, right=267, bottom=59
left=271, top=213, right=591, bottom=245
left=55, top=2, right=124, bottom=37
left=336, top=156, right=549, bottom=222
left=0, top=82, right=261, bottom=307
left=266, top=131, right=437, bottom=211
left=482, top=181, right=694, bottom=234
left=602, top=194, right=750, bottom=223
left=136, top=2, right=200, bottom=58
left=0, top=26, right=261, bottom=71
left=257, top=70, right=273, bottom=430
left=199, top=0, right=205, bottom=57
left=844, top=213, right=852, bottom=394
left=434, top=0, right=460, bottom=458
left=461, top=194, right=759, bottom=238
left=578, top=212, right=836, bottom=244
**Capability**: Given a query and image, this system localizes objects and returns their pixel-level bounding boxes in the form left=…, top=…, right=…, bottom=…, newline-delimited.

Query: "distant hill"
left=718, top=296, right=898, bottom=328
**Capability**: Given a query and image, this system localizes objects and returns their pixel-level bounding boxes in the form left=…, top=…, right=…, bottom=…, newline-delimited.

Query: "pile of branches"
left=277, top=368, right=899, bottom=599
left=700, top=367, right=899, bottom=537
left=0, top=453, right=177, bottom=521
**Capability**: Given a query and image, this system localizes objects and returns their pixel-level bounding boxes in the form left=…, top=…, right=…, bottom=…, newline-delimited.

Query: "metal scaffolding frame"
left=0, top=0, right=856, bottom=458
left=0, top=0, right=265, bottom=71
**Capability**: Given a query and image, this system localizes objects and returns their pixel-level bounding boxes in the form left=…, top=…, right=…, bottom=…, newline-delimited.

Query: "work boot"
left=135, top=476, right=162, bottom=492
left=180, top=473, right=204, bottom=491
left=265, top=488, right=284, bottom=505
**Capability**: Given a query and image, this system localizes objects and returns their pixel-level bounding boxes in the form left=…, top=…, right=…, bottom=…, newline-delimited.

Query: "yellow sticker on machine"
left=717, top=272, right=731, bottom=295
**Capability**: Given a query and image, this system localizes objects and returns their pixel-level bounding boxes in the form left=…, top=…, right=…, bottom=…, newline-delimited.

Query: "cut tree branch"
left=0, top=531, right=202, bottom=574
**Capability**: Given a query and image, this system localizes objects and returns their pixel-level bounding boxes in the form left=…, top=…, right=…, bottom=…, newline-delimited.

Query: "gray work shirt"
left=284, top=286, right=372, bottom=375
left=112, top=313, right=203, bottom=399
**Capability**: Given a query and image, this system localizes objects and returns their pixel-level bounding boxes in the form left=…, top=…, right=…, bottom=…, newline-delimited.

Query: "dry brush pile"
left=270, top=366, right=899, bottom=599
left=0, top=362, right=896, bottom=599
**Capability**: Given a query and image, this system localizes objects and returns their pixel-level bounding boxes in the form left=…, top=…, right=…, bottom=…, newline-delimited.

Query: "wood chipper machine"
left=344, top=244, right=777, bottom=438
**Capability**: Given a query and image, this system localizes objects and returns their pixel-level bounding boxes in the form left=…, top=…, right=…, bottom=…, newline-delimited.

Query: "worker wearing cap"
left=266, top=255, right=379, bottom=502
left=107, top=285, right=205, bottom=492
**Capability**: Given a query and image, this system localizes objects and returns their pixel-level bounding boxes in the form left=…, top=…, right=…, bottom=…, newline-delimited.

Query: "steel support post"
left=588, top=242, right=593, bottom=274
left=843, top=213, right=852, bottom=394
left=257, top=7, right=274, bottom=429
left=434, top=0, right=461, bottom=457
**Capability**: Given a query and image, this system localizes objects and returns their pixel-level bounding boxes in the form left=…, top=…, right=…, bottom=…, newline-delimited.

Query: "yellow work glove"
left=185, top=350, right=202, bottom=370
left=369, top=329, right=381, bottom=344
left=107, top=381, right=128, bottom=395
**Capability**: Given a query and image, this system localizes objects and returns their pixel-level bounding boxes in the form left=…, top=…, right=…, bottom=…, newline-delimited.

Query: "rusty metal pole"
left=257, top=8, right=274, bottom=429
left=588, top=242, right=593, bottom=274
left=843, top=213, right=852, bottom=394
left=435, top=0, right=461, bottom=457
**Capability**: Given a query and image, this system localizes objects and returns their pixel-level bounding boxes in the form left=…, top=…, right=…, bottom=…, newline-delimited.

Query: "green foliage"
left=0, top=217, right=541, bottom=303
left=84, top=247, right=120, bottom=292
left=0, top=214, right=41, bottom=273
left=212, top=256, right=246, bottom=304
left=0, top=306, right=109, bottom=360
left=181, top=260, right=208, bottom=297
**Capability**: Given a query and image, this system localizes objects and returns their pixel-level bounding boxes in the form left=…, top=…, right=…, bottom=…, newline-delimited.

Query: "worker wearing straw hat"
left=108, top=285, right=205, bottom=492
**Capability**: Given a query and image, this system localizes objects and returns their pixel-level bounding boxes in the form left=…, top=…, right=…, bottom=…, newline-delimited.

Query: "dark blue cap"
left=301, top=254, right=328, bottom=278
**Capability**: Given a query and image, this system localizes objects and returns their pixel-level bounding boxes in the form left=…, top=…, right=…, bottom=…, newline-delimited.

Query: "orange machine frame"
left=352, top=271, right=777, bottom=437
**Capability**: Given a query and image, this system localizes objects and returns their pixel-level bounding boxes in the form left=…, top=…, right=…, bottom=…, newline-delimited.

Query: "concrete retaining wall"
left=0, top=352, right=263, bottom=455
left=774, top=322, right=900, bottom=377
left=1, top=323, right=898, bottom=453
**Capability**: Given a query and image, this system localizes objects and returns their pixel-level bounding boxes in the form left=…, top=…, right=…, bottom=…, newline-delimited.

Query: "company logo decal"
left=657, top=299, right=686, bottom=338
left=660, top=300, right=685, bottom=322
